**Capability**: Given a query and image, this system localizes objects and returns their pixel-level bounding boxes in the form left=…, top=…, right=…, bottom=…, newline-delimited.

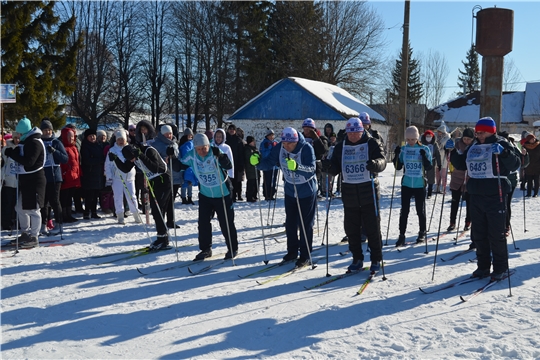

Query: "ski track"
left=1, top=163, right=539, bottom=358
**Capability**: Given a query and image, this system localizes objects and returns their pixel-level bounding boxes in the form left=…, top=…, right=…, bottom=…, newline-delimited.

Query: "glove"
left=47, top=145, right=56, bottom=153
left=108, top=152, right=117, bottom=162
left=394, top=146, right=401, bottom=157
left=286, top=158, right=297, bottom=171
left=366, top=159, right=376, bottom=172
left=4, top=147, right=13, bottom=157
left=491, top=143, right=504, bottom=155
left=419, top=149, right=426, bottom=157
left=166, top=146, right=175, bottom=156
left=250, top=153, right=260, bottom=166
left=211, top=146, right=221, bottom=157
left=445, top=139, right=455, bottom=150
left=122, top=145, right=140, bottom=161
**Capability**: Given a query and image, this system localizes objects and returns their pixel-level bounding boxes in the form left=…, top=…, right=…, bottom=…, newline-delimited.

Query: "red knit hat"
left=475, top=117, right=496, bottom=134
left=424, top=130, right=435, bottom=137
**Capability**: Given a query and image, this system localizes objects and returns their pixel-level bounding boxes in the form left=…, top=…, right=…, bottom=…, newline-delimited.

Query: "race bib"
left=341, top=144, right=370, bottom=184
left=466, top=144, right=495, bottom=179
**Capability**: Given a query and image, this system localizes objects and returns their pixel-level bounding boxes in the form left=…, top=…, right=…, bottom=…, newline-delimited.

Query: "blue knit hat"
left=345, top=117, right=364, bottom=133
left=475, top=117, right=496, bottom=134
left=359, top=112, right=371, bottom=125
left=16, top=116, right=32, bottom=136
left=302, top=118, right=316, bottom=129
left=281, top=127, right=299, bottom=142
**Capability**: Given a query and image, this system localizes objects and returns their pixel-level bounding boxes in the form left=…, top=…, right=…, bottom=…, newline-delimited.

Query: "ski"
left=238, top=241, right=346, bottom=279
left=1, top=241, right=73, bottom=252
left=356, top=270, right=379, bottom=295
left=187, top=249, right=250, bottom=275
left=419, top=276, right=481, bottom=294
left=1, top=238, right=63, bottom=248
left=440, top=248, right=475, bottom=262
left=304, top=267, right=368, bottom=290
left=98, top=246, right=174, bottom=264
left=90, top=242, right=195, bottom=260
left=136, top=251, right=227, bottom=276
left=460, top=270, right=516, bottom=302
left=237, top=259, right=294, bottom=279
left=249, top=230, right=287, bottom=240
left=256, top=257, right=322, bottom=286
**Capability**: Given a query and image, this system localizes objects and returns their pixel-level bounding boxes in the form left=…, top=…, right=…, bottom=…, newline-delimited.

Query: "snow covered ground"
left=2, top=163, right=539, bottom=359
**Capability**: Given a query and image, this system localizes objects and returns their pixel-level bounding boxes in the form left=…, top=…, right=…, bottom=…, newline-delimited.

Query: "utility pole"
left=398, top=0, right=410, bottom=146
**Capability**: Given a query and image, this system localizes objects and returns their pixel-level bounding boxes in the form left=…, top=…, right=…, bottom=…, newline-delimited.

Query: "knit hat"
left=40, top=119, right=53, bottom=131
left=205, top=130, right=214, bottom=140
left=424, top=130, right=435, bottom=138
left=462, top=127, right=475, bottom=139
left=359, top=112, right=371, bottom=125
left=302, top=118, right=316, bottom=129
left=114, top=129, right=127, bottom=141
left=437, top=121, right=448, bottom=133
left=97, top=129, right=107, bottom=138
left=227, top=124, right=237, bottom=131
left=184, top=128, right=193, bottom=137
left=405, top=126, right=420, bottom=140
left=345, top=117, right=364, bottom=133
left=161, top=125, right=173, bottom=135
left=265, top=128, right=275, bottom=137
left=521, top=130, right=529, bottom=139
left=246, top=136, right=255, bottom=144
left=330, top=132, right=337, bottom=138
left=281, top=127, right=299, bottom=142
left=83, top=128, right=97, bottom=139
left=193, top=133, right=210, bottom=147
left=128, top=124, right=136, bottom=131
left=520, top=132, right=535, bottom=146
left=475, top=117, right=496, bottom=134
left=16, top=116, right=32, bottom=135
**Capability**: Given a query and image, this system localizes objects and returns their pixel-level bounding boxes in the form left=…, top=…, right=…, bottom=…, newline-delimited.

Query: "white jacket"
left=104, top=143, right=135, bottom=182
left=212, top=128, right=234, bottom=179
left=1, top=139, right=19, bottom=188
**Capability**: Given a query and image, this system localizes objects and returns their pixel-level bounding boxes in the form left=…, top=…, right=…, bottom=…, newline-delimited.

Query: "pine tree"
left=391, top=41, right=424, bottom=104
left=1, top=1, right=80, bottom=129
left=457, top=45, right=480, bottom=96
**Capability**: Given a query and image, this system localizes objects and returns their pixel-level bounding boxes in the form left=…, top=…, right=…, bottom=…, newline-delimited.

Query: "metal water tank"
left=475, top=7, right=513, bottom=56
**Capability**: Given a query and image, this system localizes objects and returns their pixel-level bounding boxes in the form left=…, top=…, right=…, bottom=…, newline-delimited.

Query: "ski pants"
left=399, top=186, right=426, bottom=235
left=470, top=193, right=509, bottom=274
left=41, top=182, right=63, bottom=225
left=284, top=192, right=316, bottom=259
left=262, top=169, right=278, bottom=200
left=197, top=192, right=238, bottom=252
left=344, top=203, right=382, bottom=263
left=450, top=188, right=470, bottom=225
left=16, top=194, right=41, bottom=238
left=148, top=174, right=171, bottom=237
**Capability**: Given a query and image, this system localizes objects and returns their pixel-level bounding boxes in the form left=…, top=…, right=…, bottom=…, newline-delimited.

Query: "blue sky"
left=368, top=0, right=540, bottom=101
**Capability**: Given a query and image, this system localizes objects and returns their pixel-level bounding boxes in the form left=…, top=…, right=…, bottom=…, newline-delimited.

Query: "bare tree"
left=421, top=49, right=450, bottom=108
left=68, top=1, right=121, bottom=130
left=503, top=57, right=523, bottom=92
left=141, top=1, right=173, bottom=128
left=320, top=0, right=386, bottom=100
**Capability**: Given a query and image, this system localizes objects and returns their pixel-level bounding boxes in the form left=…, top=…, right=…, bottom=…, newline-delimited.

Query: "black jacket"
left=42, top=135, right=68, bottom=183
left=326, top=132, right=387, bottom=208
left=80, top=138, right=105, bottom=190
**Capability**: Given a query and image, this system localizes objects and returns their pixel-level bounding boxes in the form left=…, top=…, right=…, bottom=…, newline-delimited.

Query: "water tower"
left=475, top=7, right=513, bottom=130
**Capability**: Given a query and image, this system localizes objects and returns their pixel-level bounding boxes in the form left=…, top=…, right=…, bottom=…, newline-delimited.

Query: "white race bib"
left=466, top=144, right=495, bottom=179
left=403, top=147, right=423, bottom=178
left=341, top=143, right=370, bottom=184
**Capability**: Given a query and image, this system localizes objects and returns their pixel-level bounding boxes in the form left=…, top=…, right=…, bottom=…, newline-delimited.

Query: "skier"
left=252, top=127, right=317, bottom=267
left=39, top=119, right=68, bottom=235
left=449, top=117, right=520, bottom=280
left=394, top=126, right=433, bottom=247
left=301, top=118, right=329, bottom=198
left=179, top=128, right=197, bottom=205
left=435, top=122, right=451, bottom=193
left=244, top=135, right=261, bottom=203
left=259, top=129, right=279, bottom=201
left=115, top=141, right=170, bottom=251
left=225, top=124, right=245, bottom=201
left=4, top=116, right=47, bottom=247
left=323, top=117, right=386, bottom=272
left=521, top=132, right=540, bottom=197
left=181, top=133, right=239, bottom=260
left=420, top=130, right=441, bottom=199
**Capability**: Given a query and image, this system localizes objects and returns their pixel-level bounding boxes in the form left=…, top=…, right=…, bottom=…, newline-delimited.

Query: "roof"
left=523, top=82, right=540, bottom=116
left=229, top=77, right=385, bottom=122
left=430, top=91, right=524, bottom=124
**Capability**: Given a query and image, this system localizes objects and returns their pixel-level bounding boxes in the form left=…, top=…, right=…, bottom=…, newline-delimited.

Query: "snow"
left=290, top=77, right=386, bottom=121
left=2, top=163, right=540, bottom=359
left=523, top=82, right=540, bottom=117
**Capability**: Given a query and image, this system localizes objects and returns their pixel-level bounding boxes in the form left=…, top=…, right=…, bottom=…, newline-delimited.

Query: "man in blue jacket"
left=252, top=127, right=317, bottom=267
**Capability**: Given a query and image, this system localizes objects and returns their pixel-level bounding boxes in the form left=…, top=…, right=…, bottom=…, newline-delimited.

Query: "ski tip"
left=136, top=268, right=145, bottom=275
left=187, top=267, right=194, bottom=274
left=263, top=260, right=269, bottom=265
left=459, top=295, right=467, bottom=302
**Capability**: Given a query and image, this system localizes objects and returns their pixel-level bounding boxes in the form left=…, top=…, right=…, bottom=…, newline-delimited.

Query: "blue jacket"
left=180, top=139, right=198, bottom=185
left=41, top=134, right=68, bottom=183
left=260, top=137, right=279, bottom=170
left=257, top=132, right=317, bottom=199
left=152, top=132, right=182, bottom=185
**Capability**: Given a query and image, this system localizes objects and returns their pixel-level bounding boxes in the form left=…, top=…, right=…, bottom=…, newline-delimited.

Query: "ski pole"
left=269, top=169, right=280, bottom=229
left=431, top=153, right=450, bottom=279
left=324, top=171, right=331, bottom=276
left=454, top=173, right=467, bottom=245
left=255, top=170, right=269, bottom=264
left=266, top=168, right=277, bottom=225
left=169, top=157, right=180, bottom=261
left=384, top=165, right=397, bottom=246
left=289, top=159, right=315, bottom=269
left=371, top=174, right=387, bottom=280
left=214, top=155, right=236, bottom=266
left=495, top=153, right=512, bottom=297
left=522, top=155, right=527, bottom=233
left=119, top=171, right=154, bottom=247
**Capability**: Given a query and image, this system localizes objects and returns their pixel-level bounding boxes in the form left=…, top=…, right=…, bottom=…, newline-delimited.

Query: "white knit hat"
left=193, top=133, right=210, bottom=147
left=115, top=129, right=127, bottom=141
left=405, top=126, right=420, bottom=140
